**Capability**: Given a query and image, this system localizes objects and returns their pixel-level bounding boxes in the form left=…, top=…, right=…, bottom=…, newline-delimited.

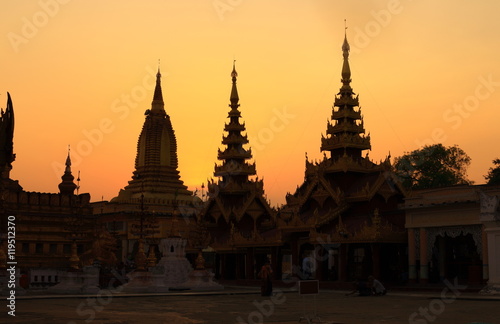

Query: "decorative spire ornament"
left=320, top=26, right=371, bottom=160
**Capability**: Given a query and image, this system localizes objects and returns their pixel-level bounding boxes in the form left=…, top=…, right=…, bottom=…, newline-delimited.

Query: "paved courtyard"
left=4, top=287, right=499, bottom=324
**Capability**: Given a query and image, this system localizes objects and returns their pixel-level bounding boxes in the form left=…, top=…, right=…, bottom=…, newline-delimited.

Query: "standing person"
left=368, top=275, right=386, bottom=295
left=259, top=260, right=273, bottom=296
left=302, top=253, right=315, bottom=279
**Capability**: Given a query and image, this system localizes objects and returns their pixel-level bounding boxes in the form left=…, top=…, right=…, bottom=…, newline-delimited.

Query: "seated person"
left=345, top=279, right=372, bottom=296
left=368, top=275, right=386, bottom=295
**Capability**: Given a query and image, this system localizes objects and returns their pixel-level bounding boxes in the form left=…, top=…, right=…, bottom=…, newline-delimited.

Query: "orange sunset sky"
left=1, top=0, right=500, bottom=207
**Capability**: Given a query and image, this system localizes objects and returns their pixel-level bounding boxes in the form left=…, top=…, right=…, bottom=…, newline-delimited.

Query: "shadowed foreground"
left=5, top=288, right=499, bottom=324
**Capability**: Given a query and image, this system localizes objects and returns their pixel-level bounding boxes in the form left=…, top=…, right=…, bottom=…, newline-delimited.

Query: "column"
left=339, top=244, right=348, bottom=282
left=235, top=253, right=243, bottom=280
left=315, top=245, right=325, bottom=280
left=371, top=244, right=381, bottom=279
left=486, top=227, right=500, bottom=286
left=275, top=247, right=282, bottom=281
left=482, top=227, right=489, bottom=283
left=291, top=236, right=299, bottom=276
left=246, top=248, right=254, bottom=279
left=419, top=228, right=428, bottom=284
left=220, top=254, right=226, bottom=280
left=438, top=236, right=446, bottom=281
left=408, top=228, right=417, bottom=283
left=271, top=247, right=278, bottom=280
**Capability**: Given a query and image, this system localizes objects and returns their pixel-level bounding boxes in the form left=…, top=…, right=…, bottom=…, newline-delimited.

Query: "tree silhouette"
left=394, top=144, right=471, bottom=190
left=485, top=158, right=500, bottom=185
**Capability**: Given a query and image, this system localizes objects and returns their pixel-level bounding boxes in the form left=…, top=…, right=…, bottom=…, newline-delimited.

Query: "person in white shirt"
left=368, top=275, right=386, bottom=295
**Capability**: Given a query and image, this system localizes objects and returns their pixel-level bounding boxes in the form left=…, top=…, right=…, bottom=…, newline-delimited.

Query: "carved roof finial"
left=341, top=21, right=351, bottom=88
left=230, top=60, right=239, bottom=104
left=153, top=60, right=163, bottom=103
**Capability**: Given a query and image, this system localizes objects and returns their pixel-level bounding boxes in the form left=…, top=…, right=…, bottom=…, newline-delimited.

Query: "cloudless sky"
left=1, top=0, right=500, bottom=206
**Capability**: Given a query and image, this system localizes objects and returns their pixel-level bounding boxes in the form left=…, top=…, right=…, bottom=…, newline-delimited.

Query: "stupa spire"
left=59, top=146, right=77, bottom=195
left=151, top=61, right=165, bottom=115
left=112, top=62, right=192, bottom=202
left=153, top=62, right=163, bottom=102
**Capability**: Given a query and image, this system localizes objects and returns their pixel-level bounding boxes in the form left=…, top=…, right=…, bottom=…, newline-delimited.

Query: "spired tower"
left=0, top=93, right=22, bottom=192
left=320, top=33, right=371, bottom=161
left=98, top=67, right=198, bottom=265
left=112, top=68, right=192, bottom=204
left=214, top=62, right=257, bottom=192
left=58, top=149, right=77, bottom=195
left=280, top=30, right=407, bottom=282
left=200, top=63, right=275, bottom=268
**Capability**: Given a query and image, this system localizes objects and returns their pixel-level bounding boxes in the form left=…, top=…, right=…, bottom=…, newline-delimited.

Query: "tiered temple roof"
left=112, top=68, right=193, bottom=204
left=321, top=33, right=371, bottom=161
left=201, top=63, right=276, bottom=250
left=212, top=63, right=257, bottom=186
left=280, top=31, right=406, bottom=244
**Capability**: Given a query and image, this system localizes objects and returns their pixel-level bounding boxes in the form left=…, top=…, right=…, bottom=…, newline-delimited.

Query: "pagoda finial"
left=341, top=21, right=352, bottom=90
left=230, top=60, right=239, bottom=104
left=231, top=59, right=237, bottom=78
left=153, top=60, right=163, bottom=102
left=65, top=145, right=71, bottom=172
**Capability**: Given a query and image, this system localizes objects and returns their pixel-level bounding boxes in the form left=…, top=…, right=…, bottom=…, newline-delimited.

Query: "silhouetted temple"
left=0, top=94, right=94, bottom=286
left=278, top=33, right=408, bottom=282
left=199, top=63, right=277, bottom=279
left=4, top=31, right=499, bottom=291
left=112, top=68, right=192, bottom=204
left=94, top=68, right=199, bottom=264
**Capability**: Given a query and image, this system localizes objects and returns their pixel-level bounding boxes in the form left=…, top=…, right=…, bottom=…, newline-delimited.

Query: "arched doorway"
left=431, top=232, right=482, bottom=284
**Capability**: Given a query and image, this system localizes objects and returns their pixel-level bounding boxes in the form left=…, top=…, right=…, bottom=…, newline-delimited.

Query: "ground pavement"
left=3, top=285, right=499, bottom=324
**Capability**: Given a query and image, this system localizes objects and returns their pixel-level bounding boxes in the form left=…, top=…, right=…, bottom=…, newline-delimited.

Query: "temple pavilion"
left=277, top=32, right=408, bottom=283
left=199, top=63, right=277, bottom=280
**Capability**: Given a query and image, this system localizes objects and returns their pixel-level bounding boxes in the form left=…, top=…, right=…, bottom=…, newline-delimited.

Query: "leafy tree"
left=485, top=158, right=500, bottom=185
left=394, top=144, right=471, bottom=190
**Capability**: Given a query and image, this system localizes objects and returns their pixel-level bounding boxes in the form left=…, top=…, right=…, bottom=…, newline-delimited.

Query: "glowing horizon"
left=2, top=1, right=500, bottom=207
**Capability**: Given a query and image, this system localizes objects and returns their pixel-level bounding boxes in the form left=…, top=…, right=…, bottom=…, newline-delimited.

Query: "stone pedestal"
left=48, top=266, right=100, bottom=294
left=121, top=270, right=169, bottom=293
left=121, top=237, right=223, bottom=292
left=184, top=269, right=223, bottom=291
